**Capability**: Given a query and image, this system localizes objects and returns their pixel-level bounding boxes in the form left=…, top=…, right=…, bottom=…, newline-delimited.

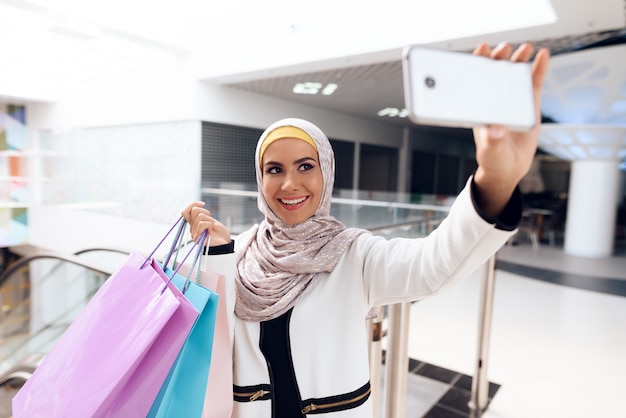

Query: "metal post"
left=469, top=255, right=497, bottom=417
left=368, top=307, right=384, bottom=418
left=383, top=301, right=411, bottom=418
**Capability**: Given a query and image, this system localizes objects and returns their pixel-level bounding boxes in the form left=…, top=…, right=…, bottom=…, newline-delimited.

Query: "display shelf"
left=0, top=177, right=55, bottom=182
left=0, top=150, right=66, bottom=156
left=0, top=202, right=31, bottom=208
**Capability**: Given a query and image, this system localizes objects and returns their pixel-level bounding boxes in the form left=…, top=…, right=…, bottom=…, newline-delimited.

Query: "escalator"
left=0, top=248, right=128, bottom=416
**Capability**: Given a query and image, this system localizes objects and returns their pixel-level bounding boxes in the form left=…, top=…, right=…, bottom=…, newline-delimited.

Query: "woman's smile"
left=278, top=196, right=310, bottom=209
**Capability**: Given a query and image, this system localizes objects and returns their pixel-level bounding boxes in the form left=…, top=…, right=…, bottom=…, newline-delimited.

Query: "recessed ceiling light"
left=293, top=82, right=322, bottom=95
left=377, top=107, right=408, bottom=118
left=293, top=82, right=338, bottom=96
left=321, top=83, right=338, bottom=95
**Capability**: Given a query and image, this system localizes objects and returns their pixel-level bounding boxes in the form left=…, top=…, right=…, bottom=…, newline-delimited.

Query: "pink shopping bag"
left=175, top=261, right=234, bottom=418
left=12, top=250, right=199, bottom=418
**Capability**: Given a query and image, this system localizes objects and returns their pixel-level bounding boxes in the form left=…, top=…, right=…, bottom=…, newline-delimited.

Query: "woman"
left=183, top=42, right=550, bottom=417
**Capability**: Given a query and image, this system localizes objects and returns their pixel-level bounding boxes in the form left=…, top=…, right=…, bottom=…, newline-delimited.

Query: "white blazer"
left=207, top=179, right=518, bottom=417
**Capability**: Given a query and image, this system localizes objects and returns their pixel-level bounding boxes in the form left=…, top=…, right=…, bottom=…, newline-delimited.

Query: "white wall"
left=26, top=59, right=198, bottom=131
left=23, top=79, right=405, bottom=254
left=26, top=67, right=404, bottom=148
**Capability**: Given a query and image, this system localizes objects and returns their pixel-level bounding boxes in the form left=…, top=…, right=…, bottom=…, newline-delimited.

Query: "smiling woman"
left=181, top=45, right=549, bottom=415
left=182, top=114, right=522, bottom=416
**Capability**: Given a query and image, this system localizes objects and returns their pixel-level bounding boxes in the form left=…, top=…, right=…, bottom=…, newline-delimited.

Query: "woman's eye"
left=266, top=167, right=281, bottom=174
left=299, top=163, right=314, bottom=171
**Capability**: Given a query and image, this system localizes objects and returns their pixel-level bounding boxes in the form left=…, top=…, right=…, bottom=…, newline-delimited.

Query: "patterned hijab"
left=234, top=118, right=367, bottom=321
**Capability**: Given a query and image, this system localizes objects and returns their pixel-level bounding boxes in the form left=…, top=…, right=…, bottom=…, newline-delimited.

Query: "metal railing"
left=367, top=217, right=498, bottom=418
left=470, top=255, right=498, bottom=417
left=368, top=255, right=498, bottom=418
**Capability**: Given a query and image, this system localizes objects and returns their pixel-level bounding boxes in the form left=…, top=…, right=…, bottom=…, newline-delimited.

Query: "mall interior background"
left=0, top=1, right=624, bottom=259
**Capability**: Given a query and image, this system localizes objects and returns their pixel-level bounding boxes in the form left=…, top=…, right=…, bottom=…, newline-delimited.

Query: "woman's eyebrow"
left=294, top=156, right=317, bottom=164
left=264, top=156, right=317, bottom=167
left=263, top=160, right=283, bottom=167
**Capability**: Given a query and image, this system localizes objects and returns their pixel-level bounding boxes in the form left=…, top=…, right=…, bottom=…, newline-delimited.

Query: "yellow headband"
left=259, top=126, right=318, bottom=165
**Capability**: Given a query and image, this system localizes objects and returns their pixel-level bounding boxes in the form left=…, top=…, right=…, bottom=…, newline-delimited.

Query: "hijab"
left=234, top=118, right=367, bottom=321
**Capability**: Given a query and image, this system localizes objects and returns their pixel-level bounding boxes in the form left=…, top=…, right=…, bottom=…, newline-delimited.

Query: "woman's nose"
left=281, top=172, right=299, bottom=190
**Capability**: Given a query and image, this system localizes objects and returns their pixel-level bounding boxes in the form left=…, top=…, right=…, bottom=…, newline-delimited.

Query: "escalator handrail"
left=0, top=251, right=117, bottom=287
left=0, top=368, right=35, bottom=386
left=73, top=247, right=132, bottom=257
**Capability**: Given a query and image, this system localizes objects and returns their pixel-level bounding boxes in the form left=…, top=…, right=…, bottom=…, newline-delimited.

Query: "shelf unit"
left=1, top=149, right=65, bottom=207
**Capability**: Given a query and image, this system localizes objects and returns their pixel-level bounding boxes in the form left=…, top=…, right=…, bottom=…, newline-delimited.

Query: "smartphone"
left=402, top=46, right=536, bottom=131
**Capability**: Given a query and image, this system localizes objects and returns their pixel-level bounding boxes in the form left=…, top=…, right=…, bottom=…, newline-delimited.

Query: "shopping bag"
left=148, top=227, right=220, bottom=418
left=197, top=264, right=234, bottom=418
left=157, top=221, right=234, bottom=418
left=173, top=258, right=234, bottom=418
left=12, top=219, right=202, bottom=418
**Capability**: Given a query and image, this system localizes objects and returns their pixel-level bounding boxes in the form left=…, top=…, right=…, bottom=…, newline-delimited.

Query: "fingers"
left=190, top=215, right=216, bottom=243
left=475, top=42, right=537, bottom=63
left=491, top=42, right=513, bottom=60
left=181, top=201, right=212, bottom=241
left=181, top=201, right=205, bottom=222
left=473, top=42, right=491, bottom=57
left=511, top=42, right=534, bottom=63
left=190, top=208, right=213, bottom=241
left=180, top=201, right=231, bottom=245
left=531, top=47, right=551, bottom=92
left=530, top=47, right=551, bottom=122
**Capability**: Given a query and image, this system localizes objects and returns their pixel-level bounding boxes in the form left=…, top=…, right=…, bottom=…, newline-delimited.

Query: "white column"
left=564, top=159, right=620, bottom=258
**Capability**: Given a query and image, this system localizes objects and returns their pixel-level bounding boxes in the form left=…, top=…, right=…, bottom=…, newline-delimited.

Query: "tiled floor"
left=402, top=242, right=626, bottom=418
left=380, top=355, right=500, bottom=417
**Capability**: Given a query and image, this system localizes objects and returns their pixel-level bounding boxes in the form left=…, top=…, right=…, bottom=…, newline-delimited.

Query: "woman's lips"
left=278, top=196, right=309, bottom=210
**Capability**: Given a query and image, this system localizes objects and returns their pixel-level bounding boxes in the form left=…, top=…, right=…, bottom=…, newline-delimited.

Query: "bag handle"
left=162, top=217, right=187, bottom=270
left=159, top=228, right=208, bottom=294
left=139, top=216, right=209, bottom=293
left=156, top=216, right=210, bottom=293
left=167, top=221, right=211, bottom=291
left=140, top=215, right=186, bottom=270
left=180, top=229, right=208, bottom=293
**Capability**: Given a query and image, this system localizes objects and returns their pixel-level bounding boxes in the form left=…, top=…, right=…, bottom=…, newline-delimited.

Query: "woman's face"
left=261, top=137, right=323, bottom=225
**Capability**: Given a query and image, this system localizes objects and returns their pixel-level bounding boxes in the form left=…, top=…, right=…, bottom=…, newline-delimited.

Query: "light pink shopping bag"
left=12, top=250, right=199, bottom=418
left=175, top=261, right=234, bottom=418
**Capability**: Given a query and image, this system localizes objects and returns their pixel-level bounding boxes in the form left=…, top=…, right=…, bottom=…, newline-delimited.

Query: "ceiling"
left=206, top=2, right=626, bottom=129
left=0, top=0, right=624, bottom=132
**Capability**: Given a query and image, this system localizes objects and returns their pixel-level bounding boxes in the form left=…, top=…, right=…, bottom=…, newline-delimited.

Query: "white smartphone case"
left=402, top=46, right=536, bottom=131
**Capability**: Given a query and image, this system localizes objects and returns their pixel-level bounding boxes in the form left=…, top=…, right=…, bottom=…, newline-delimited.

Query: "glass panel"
left=0, top=256, right=111, bottom=377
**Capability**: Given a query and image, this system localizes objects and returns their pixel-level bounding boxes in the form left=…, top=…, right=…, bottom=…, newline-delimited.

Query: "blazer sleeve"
left=201, top=239, right=239, bottom=347
left=359, top=177, right=520, bottom=307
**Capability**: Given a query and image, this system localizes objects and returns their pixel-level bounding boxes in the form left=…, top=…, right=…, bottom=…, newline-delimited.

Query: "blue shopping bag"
left=148, top=223, right=220, bottom=418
